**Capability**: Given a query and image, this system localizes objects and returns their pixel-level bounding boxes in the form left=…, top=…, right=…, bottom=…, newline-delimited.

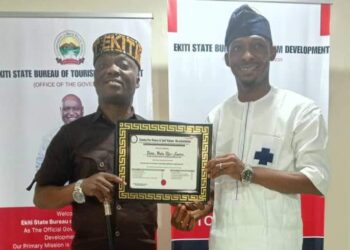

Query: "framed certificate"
left=117, top=120, right=212, bottom=203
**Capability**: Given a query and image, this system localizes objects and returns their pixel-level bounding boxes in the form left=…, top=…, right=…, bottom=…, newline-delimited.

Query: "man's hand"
left=207, top=154, right=244, bottom=180
left=171, top=201, right=210, bottom=231
left=81, top=172, right=126, bottom=203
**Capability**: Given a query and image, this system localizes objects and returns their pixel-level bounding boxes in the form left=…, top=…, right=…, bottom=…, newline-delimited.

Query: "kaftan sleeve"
left=293, top=103, right=330, bottom=195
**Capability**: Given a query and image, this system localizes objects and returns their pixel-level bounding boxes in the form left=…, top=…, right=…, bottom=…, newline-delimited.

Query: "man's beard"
left=102, top=94, right=133, bottom=106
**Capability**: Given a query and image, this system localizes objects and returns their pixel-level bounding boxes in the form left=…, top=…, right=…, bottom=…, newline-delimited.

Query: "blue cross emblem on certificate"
left=254, top=147, right=274, bottom=165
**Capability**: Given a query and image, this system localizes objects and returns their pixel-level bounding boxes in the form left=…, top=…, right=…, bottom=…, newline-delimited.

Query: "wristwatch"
left=241, top=164, right=254, bottom=184
left=72, top=179, right=85, bottom=204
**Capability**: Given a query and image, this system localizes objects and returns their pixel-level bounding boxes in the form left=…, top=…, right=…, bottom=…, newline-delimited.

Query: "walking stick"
left=103, top=127, right=119, bottom=249
left=104, top=199, right=114, bottom=250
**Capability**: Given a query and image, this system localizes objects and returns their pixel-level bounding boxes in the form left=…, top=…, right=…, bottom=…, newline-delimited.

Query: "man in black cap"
left=31, top=33, right=157, bottom=250
left=171, top=5, right=330, bottom=250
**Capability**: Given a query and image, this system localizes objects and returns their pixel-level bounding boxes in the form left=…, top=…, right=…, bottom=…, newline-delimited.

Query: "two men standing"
left=32, top=4, right=330, bottom=250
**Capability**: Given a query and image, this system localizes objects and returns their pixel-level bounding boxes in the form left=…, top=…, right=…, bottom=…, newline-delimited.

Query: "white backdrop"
left=169, top=0, right=329, bottom=123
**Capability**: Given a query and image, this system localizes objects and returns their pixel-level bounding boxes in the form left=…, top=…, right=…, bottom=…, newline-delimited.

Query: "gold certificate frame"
left=117, top=120, right=212, bottom=203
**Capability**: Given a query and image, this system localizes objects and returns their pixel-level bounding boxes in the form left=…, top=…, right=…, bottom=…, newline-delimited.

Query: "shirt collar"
left=92, top=107, right=137, bottom=124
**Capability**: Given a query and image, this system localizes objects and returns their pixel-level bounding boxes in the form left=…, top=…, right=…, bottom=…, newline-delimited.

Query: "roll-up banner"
left=168, top=0, right=330, bottom=249
left=0, top=13, right=152, bottom=249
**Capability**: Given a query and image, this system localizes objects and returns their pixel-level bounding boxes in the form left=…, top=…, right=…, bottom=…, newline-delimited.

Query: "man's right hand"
left=81, top=172, right=126, bottom=203
left=171, top=201, right=211, bottom=231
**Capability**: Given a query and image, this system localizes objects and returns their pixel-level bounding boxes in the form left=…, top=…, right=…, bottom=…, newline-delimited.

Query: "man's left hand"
left=207, top=154, right=244, bottom=180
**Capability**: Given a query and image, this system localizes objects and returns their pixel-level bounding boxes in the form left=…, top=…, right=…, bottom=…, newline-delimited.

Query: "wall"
left=326, top=0, right=350, bottom=249
left=0, top=0, right=348, bottom=249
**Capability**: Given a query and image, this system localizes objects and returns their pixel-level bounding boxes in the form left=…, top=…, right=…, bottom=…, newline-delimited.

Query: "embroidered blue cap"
left=225, top=5, right=273, bottom=48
